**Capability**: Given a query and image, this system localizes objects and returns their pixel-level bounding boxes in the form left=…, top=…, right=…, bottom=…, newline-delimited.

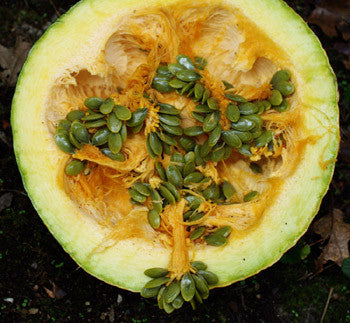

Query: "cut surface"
left=12, top=0, right=338, bottom=291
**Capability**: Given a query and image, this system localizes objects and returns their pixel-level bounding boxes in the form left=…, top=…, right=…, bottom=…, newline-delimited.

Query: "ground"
left=1, top=0, right=350, bottom=322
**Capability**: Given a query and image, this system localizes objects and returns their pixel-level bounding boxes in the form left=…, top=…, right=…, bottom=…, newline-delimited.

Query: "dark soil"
left=1, top=0, right=350, bottom=322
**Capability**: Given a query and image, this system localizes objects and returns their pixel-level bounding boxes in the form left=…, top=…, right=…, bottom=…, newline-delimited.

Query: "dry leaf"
left=44, top=282, right=66, bottom=299
left=313, top=209, right=350, bottom=268
left=0, top=193, right=13, bottom=212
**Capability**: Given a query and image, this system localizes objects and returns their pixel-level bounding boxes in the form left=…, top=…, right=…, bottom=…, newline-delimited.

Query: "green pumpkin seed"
left=67, top=110, right=85, bottom=122
left=250, top=163, right=262, bottom=174
left=119, top=123, right=127, bottom=142
left=159, top=114, right=181, bottom=127
left=274, top=99, right=289, bottom=112
left=108, top=133, right=122, bottom=154
left=192, top=274, right=209, bottom=299
left=168, top=63, right=185, bottom=75
left=254, top=101, right=265, bottom=115
left=145, top=276, right=170, bottom=289
left=271, top=69, right=291, bottom=85
left=203, top=184, right=220, bottom=201
left=114, top=105, right=131, bottom=120
left=162, top=182, right=180, bottom=202
left=178, top=81, right=193, bottom=95
left=225, top=93, right=247, bottom=103
left=190, top=226, right=205, bottom=240
left=194, top=56, right=207, bottom=70
left=163, top=142, right=172, bottom=155
left=133, top=182, right=151, bottom=196
left=270, top=89, right=283, bottom=106
left=171, top=152, right=184, bottom=167
left=127, top=108, right=148, bottom=127
left=233, top=130, right=253, bottom=143
left=57, top=119, right=71, bottom=131
left=132, top=122, right=144, bottom=134
left=148, top=209, right=161, bottom=229
left=158, top=103, right=180, bottom=115
left=179, top=137, right=196, bottom=152
left=156, top=65, right=172, bottom=76
left=208, top=125, right=221, bottom=147
left=129, top=188, right=147, bottom=203
left=189, top=299, right=196, bottom=310
left=200, top=139, right=212, bottom=157
left=262, top=100, right=271, bottom=110
left=184, top=126, right=203, bottom=137
left=215, top=226, right=232, bottom=237
left=81, top=112, right=105, bottom=121
left=172, top=294, right=184, bottom=309
left=238, top=102, right=258, bottom=115
left=191, top=112, right=205, bottom=123
left=92, top=128, right=109, bottom=146
left=191, top=261, right=207, bottom=271
left=195, top=289, right=203, bottom=304
left=148, top=132, right=163, bottom=156
left=222, top=181, right=235, bottom=199
left=223, top=145, right=233, bottom=159
left=184, top=151, right=195, bottom=163
left=71, top=120, right=89, bottom=143
left=146, top=135, right=157, bottom=159
left=222, top=130, right=242, bottom=148
left=152, top=75, right=173, bottom=93
left=195, top=104, right=211, bottom=113
left=183, top=161, right=196, bottom=177
left=207, top=97, right=219, bottom=110
left=195, top=144, right=205, bottom=165
left=65, top=160, right=85, bottom=176
left=237, top=144, right=252, bottom=156
left=203, top=111, right=220, bottom=132
left=155, top=162, right=166, bottom=181
left=159, top=184, right=176, bottom=204
left=201, top=88, right=210, bottom=104
left=180, top=273, right=196, bottom=301
left=197, top=270, right=218, bottom=285
left=150, top=189, right=163, bottom=213
left=177, top=54, right=195, bottom=70
left=194, top=83, right=204, bottom=100
left=84, top=118, right=107, bottom=129
left=231, top=117, right=255, bottom=131
left=140, top=286, right=160, bottom=298
left=183, top=210, right=194, bottom=221
left=169, top=78, right=187, bottom=89
left=244, top=114, right=262, bottom=129
left=164, top=280, right=181, bottom=303
left=99, top=98, right=114, bottom=114
left=185, top=195, right=204, bottom=210
left=163, top=297, right=175, bottom=313
left=254, top=130, right=274, bottom=147
left=160, top=123, right=183, bottom=136
left=84, top=97, right=104, bottom=110
left=222, top=80, right=234, bottom=90
left=243, top=190, right=259, bottom=202
left=251, top=129, right=262, bottom=139
left=106, top=113, right=122, bottom=133
left=144, top=267, right=169, bottom=278
left=211, top=146, right=226, bottom=162
left=100, top=148, right=125, bottom=161
left=69, top=131, right=82, bottom=149
left=226, top=103, right=240, bottom=122
left=184, top=172, right=204, bottom=185
left=166, top=165, right=183, bottom=188
left=176, top=70, right=201, bottom=82
left=157, top=285, right=166, bottom=310
left=273, top=80, right=294, bottom=96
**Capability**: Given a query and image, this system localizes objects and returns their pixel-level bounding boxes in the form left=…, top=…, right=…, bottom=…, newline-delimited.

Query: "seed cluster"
left=141, top=261, right=218, bottom=313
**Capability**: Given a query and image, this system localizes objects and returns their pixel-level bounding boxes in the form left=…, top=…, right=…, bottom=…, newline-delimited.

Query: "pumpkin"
left=12, top=0, right=339, bottom=312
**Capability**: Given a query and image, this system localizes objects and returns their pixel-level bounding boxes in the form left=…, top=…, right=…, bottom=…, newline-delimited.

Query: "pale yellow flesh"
left=12, top=0, right=338, bottom=291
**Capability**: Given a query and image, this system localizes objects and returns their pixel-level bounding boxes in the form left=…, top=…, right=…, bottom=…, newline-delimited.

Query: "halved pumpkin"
left=12, top=0, right=339, bottom=307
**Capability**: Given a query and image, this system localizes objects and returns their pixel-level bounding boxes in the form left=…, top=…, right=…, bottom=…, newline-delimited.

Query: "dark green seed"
left=191, top=112, right=205, bottom=123
left=92, top=128, right=110, bottom=146
left=84, top=97, right=104, bottom=110
left=163, top=182, right=180, bottom=202
left=171, top=152, right=184, bottom=166
left=141, top=286, right=160, bottom=298
left=273, top=81, right=294, bottom=96
left=237, top=144, right=252, bottom=156
left=155, top=162, right=166, bottom=181
left=222, top=80, right=234, bottom=90
left=200, top=139, right=212, bottom=157
left=233, top=130, right=253, bottom=143
left=158, top=103, right=180, bottom=115
left=120, top=123, right=127, bottom=142
left=166, top=165, right=183, bottom=188
left=159, top=184, right=176, bottom=204
left=100, top=148, right=125, bottom=161
left=186, top=87, right=195, bottom=97
left=114, top=105, right=131, bottom=120
left=177, top=54, right=195, bottom=70
left=179, top=82, right=194, bottom=95
left=222, top=181, right=235, bottom=199
left=168, top=63, right=185, bottom=75
left=194, top=289, right=203, bottom=304
left=255, top=101, right=265, bottom=115
left=203, top=111, right=220, bottom=132
left=180, top=273, right=196, bottom=301
left=150, top=189, right=163, bottom=213
left=85, top=119, right=107, bottom=128
left=145, top=277, right=170, bottom=289
left=133, top=182, right=151, bottom=196
left=69, top=131, right=82, bottom=149
left=244, top=114, right=262, bottom=129
left=194, top=83, right=204, bottom=100
left=195, top=104, right=211, bottom=113
left=146, top=135, right=157, bottom=159
left=183, top=210, right=194, bottom=221
left=254, top=130, right=274, bottom=147
left=107, top=113, right=122, bottom=133
left=251, top=130, right=262, bottom=140
left=163, top=142, right=172, bottom=155
left=243, top=190, right=259, bottom=202
left=226, top=103, right=240, bottom=122
left=132, top=122, right=144, bottom=134
left=197, top=270, right=219, bottom=285
left=271, top=70, right=291, bottom=85
left=201, top=88, right=210, bottom=104
left=207, top=97, right=219, bottom=110
left=176, top=70, right=201, bottom=82
left=99, top=98, right=114, bottom=114
left=129, top=188, right=147, bottom=203
left=71, top=120, right=90, bottom=143
left=274, top=99, right=289, bottom=112
left=270, top=89, right=283, bottom=106
left=172, top=294, right=184, bottom=309
left=203, top=184, right=220, bottom=201
left=127, top=108, right=148, bottom=127
left=225, top=93, right=247, bottom=103
left=149, top=132, right=163, bottom=156
left=144, top=267, right=169, bottom=278
left=231, top=117, right=256, bottom=131
left=184, top=126, right=204, bottom=136
left=163, top=297, right=174, bottom=313
left=160, top=123, right=183, bottom=136
left=194, top=56, right=207, bottom=70
left=208, top=125, right=221, bottom=147
left=157, top=286, right=166, bottom=310
left=190, top=226, right=205, bottom=240
left=184, top=151, right=195, bottom=163
left=250, top=163, right=262, bottom=174
left=195, top=144, right=205, bottom=165
left=215, top=226, right=231, bottom=237
left=222, top=130, right=242, bottom=148
left=152, top=75, right=173, bottom=93
left=238, top=102, right=258, bottom=115
left=184, top=172, right=204, bottom=185
left=108, top=133, right=122, bottom=154
left=192, top=274, right=209, bottom=298
left=169, top=78, right=187, bottom=89
left=190, top=261, right=207, bottom=271
left=185, top=195, right=204, bottom=210
left=179, top=137, right=196, bottom=152
left=164, top=280, right=181, bottom=303
left=148, top=209, right=161, bottom=229
left=65, top=160, right=85, bottom=176
left=223, top=145, right=233, bottom=159
left=189, top=299, right=196, bottom=310
left=67, top=110, right=85, bottom=122
left=262, top=100, right=271, bottom=110
left=183, top=161, right=196, bottom=177
left=156, top=65, right=172, bottom=76
left=57, top=119, right=71, bottom=131
left=211, top=146, right=226, bottom=162
left=81, top=113, right=105, bottom=121
left=158, top=114, right=181, bottom=127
